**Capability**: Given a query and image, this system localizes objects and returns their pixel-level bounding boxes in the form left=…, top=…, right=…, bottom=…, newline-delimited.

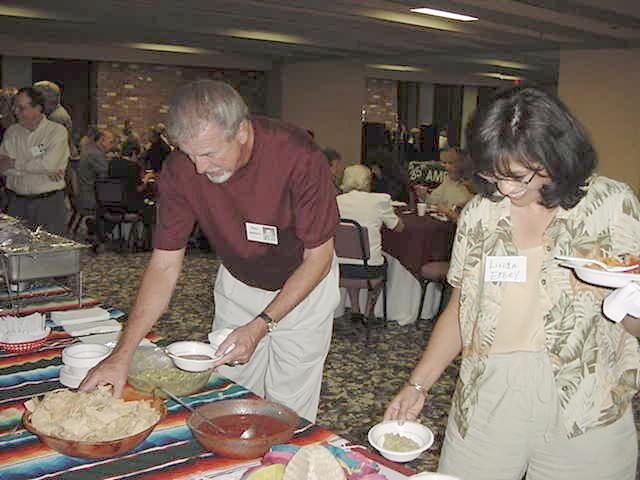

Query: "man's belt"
left=9, top=189, right=63, bottom=200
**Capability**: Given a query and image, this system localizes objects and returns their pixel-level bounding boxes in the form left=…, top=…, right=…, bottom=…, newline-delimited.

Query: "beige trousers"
left=214, top=258, right=339, bottom=422
left=439, top=351, right=637, bottom=480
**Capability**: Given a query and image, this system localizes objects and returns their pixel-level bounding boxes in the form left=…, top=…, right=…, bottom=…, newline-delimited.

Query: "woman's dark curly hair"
left=465, top=85, right=597, bottom=209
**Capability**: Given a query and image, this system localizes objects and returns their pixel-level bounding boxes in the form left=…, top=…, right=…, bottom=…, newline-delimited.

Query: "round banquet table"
left=334, top=211, right=456, bottom=325
left=382, top=211, right=456, bottom=278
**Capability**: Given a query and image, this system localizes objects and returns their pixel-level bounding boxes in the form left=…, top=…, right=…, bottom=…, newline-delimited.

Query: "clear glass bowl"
left=127, top=346, right=211, bottom=397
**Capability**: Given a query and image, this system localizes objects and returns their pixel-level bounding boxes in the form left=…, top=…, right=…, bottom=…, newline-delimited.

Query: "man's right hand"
left=79, top=351, right=131, bottom=398
left=383, top=385, right=427, bottom=423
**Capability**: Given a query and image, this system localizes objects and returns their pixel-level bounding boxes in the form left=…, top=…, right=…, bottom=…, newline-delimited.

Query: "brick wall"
left=364, top=78, right=397, bottom=129
left=95, top=62, right=266, bottom=143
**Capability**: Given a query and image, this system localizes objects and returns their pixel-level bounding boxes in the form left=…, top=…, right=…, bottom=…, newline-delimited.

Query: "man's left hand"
left=0, top=155, right=15, bottom=173
left=212, top=318, right=268, bottom=368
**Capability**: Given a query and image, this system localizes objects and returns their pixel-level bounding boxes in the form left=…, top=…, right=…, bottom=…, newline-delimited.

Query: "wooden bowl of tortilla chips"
left=23, top=387, right=166, bottom=459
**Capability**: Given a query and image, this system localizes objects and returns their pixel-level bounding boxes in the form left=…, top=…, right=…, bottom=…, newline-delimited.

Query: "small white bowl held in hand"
left=166, top=341, right=218, bottom=372
left=368, top=420, right=434, bottom=463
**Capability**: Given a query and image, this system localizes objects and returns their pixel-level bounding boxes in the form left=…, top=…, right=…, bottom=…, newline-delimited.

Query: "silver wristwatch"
left=258, top=312, right=277, bottom=333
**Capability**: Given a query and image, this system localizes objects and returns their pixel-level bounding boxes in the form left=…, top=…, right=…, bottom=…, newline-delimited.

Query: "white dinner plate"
left=561, top=263, right=640, bottom=289
left=392, top=201, right=407, bottom=207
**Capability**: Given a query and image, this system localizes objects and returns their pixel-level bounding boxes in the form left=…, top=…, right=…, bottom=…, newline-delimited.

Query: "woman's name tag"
left=484, top=256, right=527, bottom=283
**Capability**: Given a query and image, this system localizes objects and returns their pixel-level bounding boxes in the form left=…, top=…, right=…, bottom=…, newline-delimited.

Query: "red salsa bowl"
left=187, top=399, right=299, bottom=459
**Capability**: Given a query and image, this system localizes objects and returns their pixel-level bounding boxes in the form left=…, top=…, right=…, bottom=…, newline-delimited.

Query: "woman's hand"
left=384, top=385, right=427, bottom=423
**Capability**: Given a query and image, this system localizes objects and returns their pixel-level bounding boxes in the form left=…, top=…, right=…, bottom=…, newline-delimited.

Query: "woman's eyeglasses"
left=478, top=170, right=538, bottom=195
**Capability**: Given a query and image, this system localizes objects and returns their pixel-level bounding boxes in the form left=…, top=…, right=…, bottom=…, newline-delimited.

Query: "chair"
left=335, top=218, right=387, bottom=327
left=65, top=166, right=93, bottom=237
left=94, top=178, right=144, bottom=252
left=415, top=261, right=450, bottom=325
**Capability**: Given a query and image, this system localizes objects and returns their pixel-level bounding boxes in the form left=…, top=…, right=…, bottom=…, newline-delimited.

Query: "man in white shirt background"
left=0, top=87, right=69, bottom=234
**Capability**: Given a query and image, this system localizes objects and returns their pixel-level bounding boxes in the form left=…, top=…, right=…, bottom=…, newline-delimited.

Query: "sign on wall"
left=408, top=161, right=447, bottom=189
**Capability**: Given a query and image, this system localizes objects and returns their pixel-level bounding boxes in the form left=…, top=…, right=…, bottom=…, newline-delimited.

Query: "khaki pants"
left=439, top=351, right=637, bottom=480
left=214, top=258, right=339, bottom=422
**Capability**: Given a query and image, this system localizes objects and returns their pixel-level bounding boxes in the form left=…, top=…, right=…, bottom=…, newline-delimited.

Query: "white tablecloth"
left=334, top=253, right=443, bottom=325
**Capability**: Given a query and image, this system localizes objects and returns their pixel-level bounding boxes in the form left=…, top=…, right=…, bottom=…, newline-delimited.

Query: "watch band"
left=258, top=312, right=277, bottom=333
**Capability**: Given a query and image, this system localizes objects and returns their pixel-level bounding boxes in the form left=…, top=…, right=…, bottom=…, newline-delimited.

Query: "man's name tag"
left=245, top=222, right=278, bottom=245
left=30, top=144, right=46, bottom=157
left=484, top=256, right=527, bottom=283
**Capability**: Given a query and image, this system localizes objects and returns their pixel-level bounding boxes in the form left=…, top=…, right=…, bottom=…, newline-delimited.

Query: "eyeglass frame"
left=477, top=170, right=538, bottom=195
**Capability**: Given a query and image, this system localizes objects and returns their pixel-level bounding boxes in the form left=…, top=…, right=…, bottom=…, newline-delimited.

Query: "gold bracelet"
left=407, top=380, right=428, bottom=398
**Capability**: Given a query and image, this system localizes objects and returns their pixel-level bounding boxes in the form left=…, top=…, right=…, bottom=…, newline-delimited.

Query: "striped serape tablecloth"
left=0, top=329, right=414, bottom=480
left=0, top=282, right=100, bottom=316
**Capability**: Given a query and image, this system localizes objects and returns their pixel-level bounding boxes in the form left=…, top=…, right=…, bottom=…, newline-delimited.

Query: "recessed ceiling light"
left=224, top=29, right=307, bottom=44
left=476, top=72, right=522, bottom=81
left=126, top=43, right=218, bottom=55
left=410, top=7, right=478, bottom=21
left=368, top=64, right=423, bottom=72
left=474, top=59, right=535, bottom=70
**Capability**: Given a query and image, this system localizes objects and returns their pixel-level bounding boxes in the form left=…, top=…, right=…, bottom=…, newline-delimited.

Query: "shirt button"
left=541, top=278, right=547, bottom=286
left=545, top=245, right=552, bottom=253
left=562, top=385, right=569, bottom=392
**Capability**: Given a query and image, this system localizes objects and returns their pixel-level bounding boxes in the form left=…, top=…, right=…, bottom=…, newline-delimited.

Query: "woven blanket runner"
left=0, top=330, right=342, bottom=480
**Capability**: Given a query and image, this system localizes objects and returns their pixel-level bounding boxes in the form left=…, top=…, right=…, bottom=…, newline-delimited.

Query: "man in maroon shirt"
left=82, top=80, right=340, bottom=421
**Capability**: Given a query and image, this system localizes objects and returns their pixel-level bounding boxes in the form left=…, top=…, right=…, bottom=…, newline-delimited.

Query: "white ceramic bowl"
left=166, top=341, right=218, bottom=372
left=61, top=343, right=111, bottom=369
left=368, top=420, right=434, bottom=463
left=410, top=474, right=461, bottom=480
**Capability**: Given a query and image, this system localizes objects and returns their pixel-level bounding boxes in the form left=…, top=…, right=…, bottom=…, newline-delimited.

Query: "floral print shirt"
left=447, top=175, right=640, bottom=438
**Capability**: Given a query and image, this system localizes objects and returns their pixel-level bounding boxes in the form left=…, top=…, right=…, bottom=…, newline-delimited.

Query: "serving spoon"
left=555, top=255, right=640, bottom=273
left=156, top=387, right=256, bottom=439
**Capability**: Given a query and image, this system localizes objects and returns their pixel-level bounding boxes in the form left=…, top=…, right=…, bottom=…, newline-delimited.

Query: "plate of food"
left=558, top=254, right=640, bottom=289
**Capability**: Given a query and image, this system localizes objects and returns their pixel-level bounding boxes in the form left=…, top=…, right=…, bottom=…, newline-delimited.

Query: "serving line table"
left=335, top=212, right=456, bottom=325
left=0, top=323, right=416, bottom=479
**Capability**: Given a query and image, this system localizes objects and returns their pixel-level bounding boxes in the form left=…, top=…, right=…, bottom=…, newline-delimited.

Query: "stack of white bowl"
left=60, top=343, right=111, bottom=388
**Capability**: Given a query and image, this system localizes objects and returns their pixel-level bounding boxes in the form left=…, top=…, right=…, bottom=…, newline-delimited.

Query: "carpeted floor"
left=80, top=248, right=639, bottom=476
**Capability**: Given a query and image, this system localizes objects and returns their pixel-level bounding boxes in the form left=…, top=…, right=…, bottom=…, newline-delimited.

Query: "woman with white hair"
left=337, top=164, right=404, bottom=322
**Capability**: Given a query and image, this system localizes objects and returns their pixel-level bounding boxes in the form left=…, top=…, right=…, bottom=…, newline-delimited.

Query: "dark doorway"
left=32, top=58, right=92, bottom=140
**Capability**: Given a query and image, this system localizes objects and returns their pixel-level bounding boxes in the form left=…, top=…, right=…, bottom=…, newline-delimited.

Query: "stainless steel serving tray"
left=1, top=248, right=83, bottom=282
left=0, top=218, right=87, bottom=282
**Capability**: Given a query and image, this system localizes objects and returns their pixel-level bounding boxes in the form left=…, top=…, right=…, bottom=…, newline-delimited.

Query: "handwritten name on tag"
left=484, top=256, right=527, bottom=283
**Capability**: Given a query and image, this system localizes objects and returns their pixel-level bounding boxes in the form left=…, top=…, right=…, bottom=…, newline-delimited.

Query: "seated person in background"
left=426, top=147, right=473, bottom=218
left=108, top=151, right=146, bottom=212
left=337, top=164, right=404, bottom=321
left=120, top=119, right=142, bottom=159
left=78, top=125, right=98, bottom=157
left=77, top=128, right=114, bottom=215
left=366, top=149, right=410, bottom=202
left=322, top=147, right=343, bottom=195
left=143, top=123, right=172, bottom=173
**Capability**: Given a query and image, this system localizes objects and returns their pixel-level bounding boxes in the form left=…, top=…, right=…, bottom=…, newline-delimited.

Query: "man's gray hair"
left=33, top=81, right=61, bottom=115
left=167, top=79, right=249, bottom=145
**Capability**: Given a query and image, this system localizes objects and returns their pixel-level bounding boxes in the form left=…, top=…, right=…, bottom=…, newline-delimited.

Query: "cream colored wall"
left=558, top=49, right=640, bottom=192
left=281, top=62, right=365, bottom=165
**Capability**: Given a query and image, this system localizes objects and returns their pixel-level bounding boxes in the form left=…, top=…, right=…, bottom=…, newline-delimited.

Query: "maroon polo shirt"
left=154, top=116, right=339, bottom=291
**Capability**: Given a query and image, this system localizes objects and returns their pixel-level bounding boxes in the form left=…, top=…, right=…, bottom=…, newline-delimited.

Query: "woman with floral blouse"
left=384, top=85, right=640, bottom=480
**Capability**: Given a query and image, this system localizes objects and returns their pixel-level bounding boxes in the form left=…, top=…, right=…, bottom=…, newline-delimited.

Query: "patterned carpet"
left=80, top=248, right=639, bottom=476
